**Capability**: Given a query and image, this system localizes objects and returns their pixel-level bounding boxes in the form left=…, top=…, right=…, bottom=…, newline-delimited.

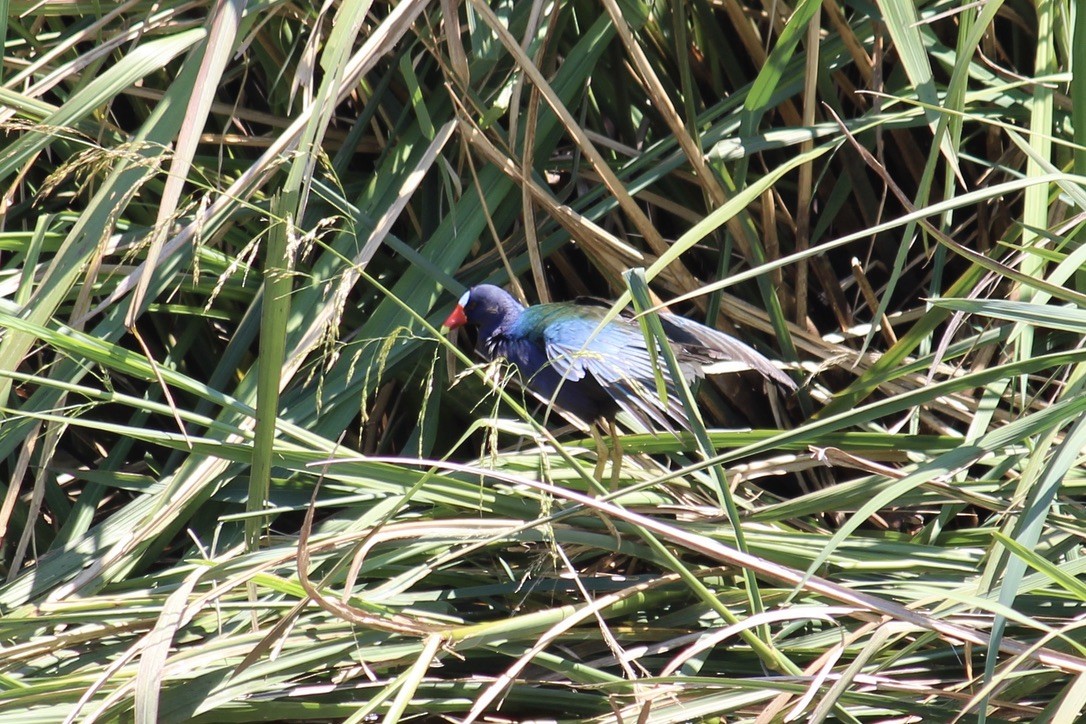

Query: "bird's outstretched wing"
left=540, top=313, right=694, bottom=431
left=521, top=302, right=794, bottom=431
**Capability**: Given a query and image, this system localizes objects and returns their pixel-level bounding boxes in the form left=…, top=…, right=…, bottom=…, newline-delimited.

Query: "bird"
left=442, top=284, right=795, bottom=432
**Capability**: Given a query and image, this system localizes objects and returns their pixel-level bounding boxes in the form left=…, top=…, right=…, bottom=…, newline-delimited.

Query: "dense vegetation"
left=2, top=0, right=1086, bottom=721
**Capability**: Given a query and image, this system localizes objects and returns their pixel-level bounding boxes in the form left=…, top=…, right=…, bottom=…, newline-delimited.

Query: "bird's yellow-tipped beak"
left=442, top=304, right=468, bottom=330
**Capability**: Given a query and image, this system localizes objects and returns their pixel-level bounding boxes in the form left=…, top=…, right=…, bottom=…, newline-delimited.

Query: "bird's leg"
left=590, top=419, right=624, bottom=490
left=608, top=417, right=623, bottom=490
left=589, top=419, right=624, bottom=553
left=591, top=424, right=609, bottom=483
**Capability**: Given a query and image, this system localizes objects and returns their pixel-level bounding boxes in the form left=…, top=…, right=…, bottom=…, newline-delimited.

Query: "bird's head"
left=442, top=284, right=524, bottom=335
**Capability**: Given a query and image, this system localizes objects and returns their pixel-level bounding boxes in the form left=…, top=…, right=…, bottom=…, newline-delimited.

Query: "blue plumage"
left=444, top=284, right=794, bottom=429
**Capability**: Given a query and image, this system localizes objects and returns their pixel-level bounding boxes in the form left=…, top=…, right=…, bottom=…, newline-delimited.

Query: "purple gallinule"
left=443, top=284, right=795, bottom=431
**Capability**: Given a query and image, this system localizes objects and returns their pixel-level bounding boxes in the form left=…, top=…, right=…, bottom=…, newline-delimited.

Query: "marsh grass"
left=1, top=1, right=1085, bottom=721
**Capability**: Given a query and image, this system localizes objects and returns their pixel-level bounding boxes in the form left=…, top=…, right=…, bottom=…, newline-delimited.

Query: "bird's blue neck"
left=476, top=296, right=524, bottom=342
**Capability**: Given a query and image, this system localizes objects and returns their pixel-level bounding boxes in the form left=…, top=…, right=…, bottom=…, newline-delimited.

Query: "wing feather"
left=542, top=315, right=690, bottom=430
left=659, top=314, right=796, bottom=390
left=520, top=300, right=793, bottom=431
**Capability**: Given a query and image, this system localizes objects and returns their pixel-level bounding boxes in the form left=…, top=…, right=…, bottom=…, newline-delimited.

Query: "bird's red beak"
left=443, top=305, right=468, bottom=330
